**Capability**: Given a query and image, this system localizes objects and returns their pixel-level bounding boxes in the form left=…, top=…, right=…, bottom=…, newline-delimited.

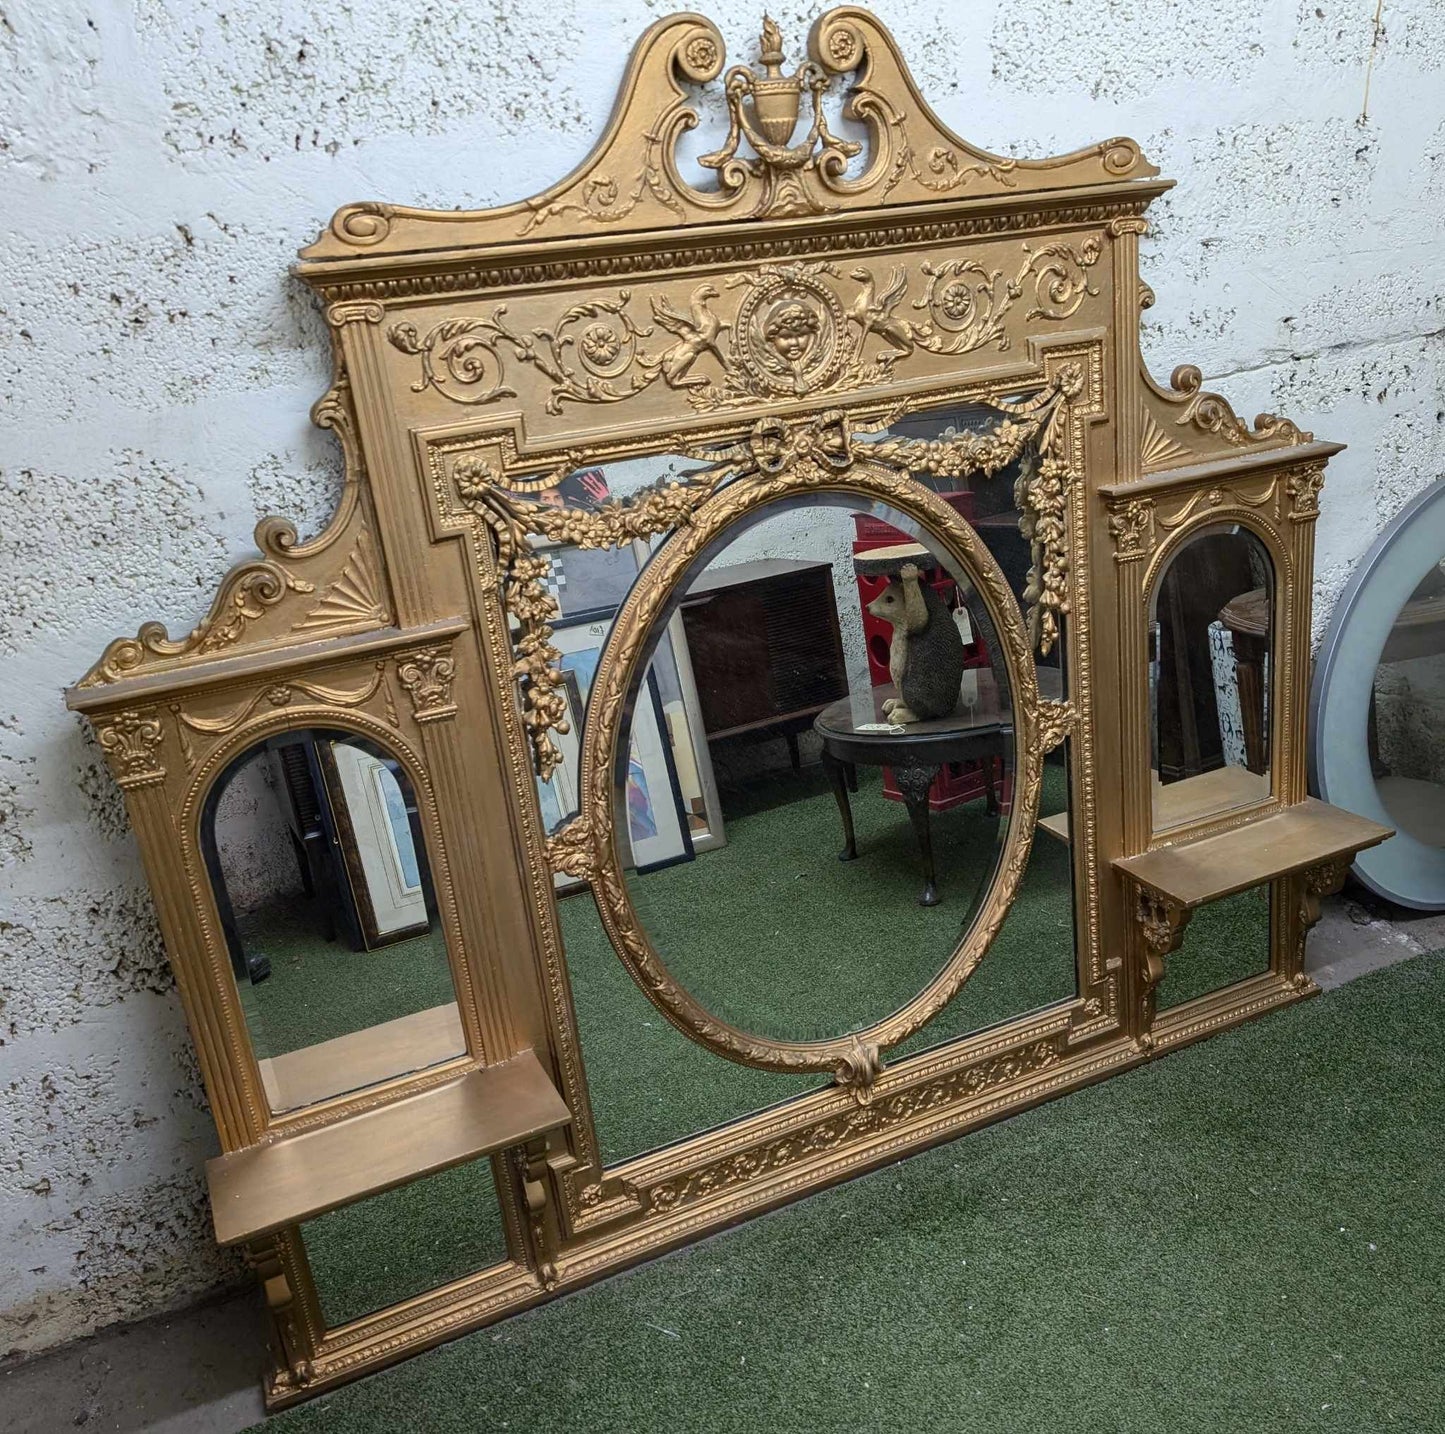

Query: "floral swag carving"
left=453, top=366, right=1082, bottom=782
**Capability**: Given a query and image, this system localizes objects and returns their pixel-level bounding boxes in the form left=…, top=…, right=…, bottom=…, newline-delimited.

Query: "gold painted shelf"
left=206, top=1052, right=571, bottom=1247
left=1115, top=798, right=1391, bottom=913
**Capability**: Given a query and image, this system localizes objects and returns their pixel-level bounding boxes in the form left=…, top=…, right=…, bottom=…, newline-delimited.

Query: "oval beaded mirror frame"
left=577, top=457, right=1043, bottom=1075
left=1310, top=477, right=1445, bottom=910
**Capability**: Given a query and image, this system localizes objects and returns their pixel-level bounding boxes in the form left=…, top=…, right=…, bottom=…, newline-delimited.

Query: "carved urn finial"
left=698, top=14, right=862, bottom=217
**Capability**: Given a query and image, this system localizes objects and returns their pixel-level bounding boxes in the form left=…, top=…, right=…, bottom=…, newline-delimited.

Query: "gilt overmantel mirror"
left=66, top=9, right=1390, bottom=1406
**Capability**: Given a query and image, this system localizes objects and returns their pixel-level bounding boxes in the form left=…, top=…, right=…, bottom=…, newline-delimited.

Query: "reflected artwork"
left=203, top=729, right=463, bottom=1113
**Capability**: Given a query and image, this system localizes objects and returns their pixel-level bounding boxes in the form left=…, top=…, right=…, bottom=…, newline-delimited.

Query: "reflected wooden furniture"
left=680, top=557, right=848, bottom=769
left=63, top=8, right=1395, bottom=1409
left=815, top=678, right=1010, bottom=906
left=1220, top=587, right=1270, bottom=775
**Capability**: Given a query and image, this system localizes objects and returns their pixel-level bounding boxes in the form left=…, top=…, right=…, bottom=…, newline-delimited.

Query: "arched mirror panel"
left=1148, top=523, right=1276, bottom=833
left=202, top=727, right=464, bottom=1114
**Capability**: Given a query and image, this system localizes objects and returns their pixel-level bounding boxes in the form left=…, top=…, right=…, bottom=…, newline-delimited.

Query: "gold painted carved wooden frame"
left=66, top=7, right=1391, bottom=1407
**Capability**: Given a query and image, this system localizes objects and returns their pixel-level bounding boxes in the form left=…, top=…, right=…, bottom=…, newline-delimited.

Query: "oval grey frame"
left=1309, top=478, right=1445, bottom=909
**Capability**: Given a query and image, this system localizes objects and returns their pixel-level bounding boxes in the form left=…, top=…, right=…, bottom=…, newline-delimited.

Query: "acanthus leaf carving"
left=646, top=1035, right=1064, bottom=1214
left=387, top=244, right=1101, bottom=420
left=1108, top=498, right=1156, bottom=560
left=397, top=645, right=458, bottom=723
left=95, top=708, right=166, bottom=789
left=545, top=817, right=597, bottom=881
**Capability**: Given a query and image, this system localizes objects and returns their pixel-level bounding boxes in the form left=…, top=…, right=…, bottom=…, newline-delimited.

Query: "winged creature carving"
left=647, top=283, right=731, bottom=389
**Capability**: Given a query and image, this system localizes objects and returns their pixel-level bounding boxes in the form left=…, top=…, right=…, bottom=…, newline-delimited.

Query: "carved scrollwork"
left=388, top=248, right=1099, bottom=420
left=397, top=646, right=458, bottom=723
left=834, top=1040, right=883, bottom=1106
left=645, top=1035, right=1064, bottom=1214
left=301, top=13, right=1156, bottom=262
left=1167, top=365, right=1312, bottom=448
left=80, top=563, right=316, bottom=688
left=95, top=708, right=166, bottom=789
left=908, top=241, right=1099, bottom=357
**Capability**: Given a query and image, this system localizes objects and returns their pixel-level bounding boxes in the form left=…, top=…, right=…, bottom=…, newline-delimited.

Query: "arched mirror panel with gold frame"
left=65, top=8, right=1394, bottom=1407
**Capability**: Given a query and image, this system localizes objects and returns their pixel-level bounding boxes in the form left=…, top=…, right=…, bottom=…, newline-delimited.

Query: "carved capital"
left=397, top=646, right=458, bottom=723
left=95, top=708, right=166, bottom=789
left=1108, top=498, right=1156, bottom=560
left=1287, top=464, right=1326, bottom=522
left=1108, top=216, right=1150, bottom=237
left=326, top=299, right=386, bottom=329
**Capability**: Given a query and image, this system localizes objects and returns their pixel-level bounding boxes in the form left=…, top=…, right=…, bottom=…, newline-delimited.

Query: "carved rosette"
left=397, top=646, right=458, bottom=723
left=95, top=708, right=166, bottom=789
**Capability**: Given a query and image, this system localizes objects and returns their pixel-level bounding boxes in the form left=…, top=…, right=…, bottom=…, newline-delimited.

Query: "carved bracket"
left=516, top=1136, right=561, bottom=1291
left=1131, top=884, right=1193, bottom=1044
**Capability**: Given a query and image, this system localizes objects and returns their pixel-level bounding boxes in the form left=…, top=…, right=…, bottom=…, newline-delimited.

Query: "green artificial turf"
left=251, top=752, right=1275, bottom=1340
left=565, top=760, right=1079, bottom=1165
left=258, top=951, right=1445, bottom=1434
left=302, top=1156, right=511, bottom=1330
left=237, top=902, right=454, bottom=1062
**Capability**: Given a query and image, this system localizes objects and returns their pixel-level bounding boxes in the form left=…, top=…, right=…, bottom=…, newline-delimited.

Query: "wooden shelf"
left=256, top=1002, right=465, bottom=1113
left=1153, top=764, right=1270, bottom=831
left=1114, top=797, right=1392, bottom=910
left=206, top=1051, right=571, bottom=1247
left=1038, top=811, right=1070, bottom=845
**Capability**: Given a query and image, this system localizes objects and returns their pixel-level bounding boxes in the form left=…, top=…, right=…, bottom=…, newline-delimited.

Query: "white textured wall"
left=2, top=0, right=1441, bottom=1357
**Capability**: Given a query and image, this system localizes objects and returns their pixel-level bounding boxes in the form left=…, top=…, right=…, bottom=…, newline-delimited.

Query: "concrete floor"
left=3, top=889, right=1441, bottom=1434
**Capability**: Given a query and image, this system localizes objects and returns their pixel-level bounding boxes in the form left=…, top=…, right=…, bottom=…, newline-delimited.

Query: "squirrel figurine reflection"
left=866, top=562, right=966, bottom=723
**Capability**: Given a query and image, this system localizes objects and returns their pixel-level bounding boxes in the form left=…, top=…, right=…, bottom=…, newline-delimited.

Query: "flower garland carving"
left=454, top=368, right=1079, bottom=779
